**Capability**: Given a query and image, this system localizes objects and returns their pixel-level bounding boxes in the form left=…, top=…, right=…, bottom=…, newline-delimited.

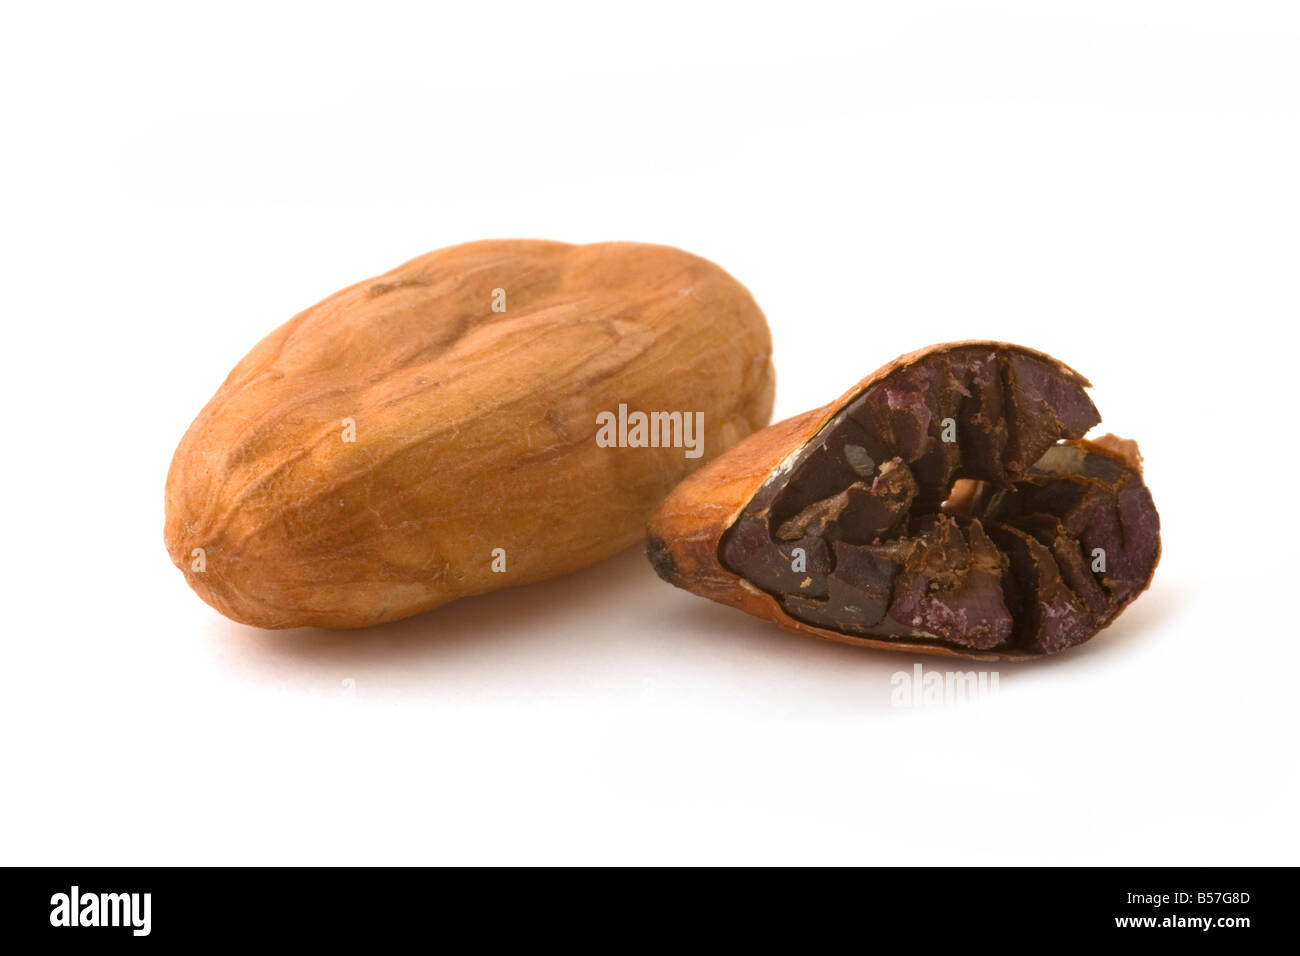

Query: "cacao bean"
left=646, top=342, right=1160, bottom=660
left=166, top=240, right=774, bottom=629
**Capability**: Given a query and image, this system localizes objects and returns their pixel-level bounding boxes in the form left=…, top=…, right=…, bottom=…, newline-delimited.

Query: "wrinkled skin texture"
left=647, top=343, right=1160, bottom=660
left=167, top=240, right=774, bottom=629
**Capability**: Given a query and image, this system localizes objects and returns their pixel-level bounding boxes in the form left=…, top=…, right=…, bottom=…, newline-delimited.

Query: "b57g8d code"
left=1126, top=892, right=1251, bottom=906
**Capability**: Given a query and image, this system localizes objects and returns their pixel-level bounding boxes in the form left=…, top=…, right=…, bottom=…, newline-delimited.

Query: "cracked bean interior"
left=719, top=345, right=1160, bottom=655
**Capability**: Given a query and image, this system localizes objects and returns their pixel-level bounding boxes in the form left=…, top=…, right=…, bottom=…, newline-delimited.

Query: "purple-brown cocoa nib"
left=719, top=345, right=1160, bottom=656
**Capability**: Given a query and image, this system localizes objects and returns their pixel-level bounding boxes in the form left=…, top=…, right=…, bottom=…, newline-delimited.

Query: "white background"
left=2, top=1, right=1297, bottom=865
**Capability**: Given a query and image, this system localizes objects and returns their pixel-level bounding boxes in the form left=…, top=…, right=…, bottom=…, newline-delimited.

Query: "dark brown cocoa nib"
left=720, top=346, right=1160, bottom=655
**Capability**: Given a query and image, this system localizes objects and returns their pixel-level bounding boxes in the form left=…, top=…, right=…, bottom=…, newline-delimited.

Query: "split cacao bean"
left=646, top=342, right=1160, bottom=660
